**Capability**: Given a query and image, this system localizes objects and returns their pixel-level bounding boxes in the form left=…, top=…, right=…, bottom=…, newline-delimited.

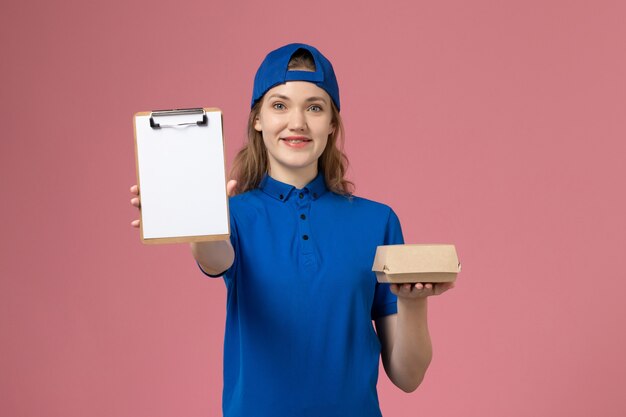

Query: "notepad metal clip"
left=150, top=108, right=208, bottom=129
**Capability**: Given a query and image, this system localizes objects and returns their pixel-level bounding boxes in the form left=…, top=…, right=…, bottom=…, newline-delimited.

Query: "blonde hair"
left=230, top=50, right=354, bottom=196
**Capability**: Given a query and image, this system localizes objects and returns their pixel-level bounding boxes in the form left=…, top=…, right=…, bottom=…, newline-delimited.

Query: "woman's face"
left=255, top=81, right=335, bottom=181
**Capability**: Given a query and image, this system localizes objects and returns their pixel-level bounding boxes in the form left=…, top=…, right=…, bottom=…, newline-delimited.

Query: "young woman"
left=130, top=43, right=454, bottom=417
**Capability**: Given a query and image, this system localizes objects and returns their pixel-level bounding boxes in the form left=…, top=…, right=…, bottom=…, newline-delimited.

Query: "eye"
left=272, top=102, right=286, bottom=110
left=308, top=105, right=323, bottom=112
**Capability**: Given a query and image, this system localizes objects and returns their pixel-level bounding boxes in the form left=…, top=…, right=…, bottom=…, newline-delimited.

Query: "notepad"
left=133, top=108, right=229, bottom=244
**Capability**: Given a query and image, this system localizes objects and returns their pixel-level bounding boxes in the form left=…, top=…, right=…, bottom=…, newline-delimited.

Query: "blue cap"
left=251, top=43, right=340, bottom=111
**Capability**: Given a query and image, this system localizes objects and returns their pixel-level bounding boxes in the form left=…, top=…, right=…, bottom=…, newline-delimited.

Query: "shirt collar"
left=259, top=172, right=328, bottom=202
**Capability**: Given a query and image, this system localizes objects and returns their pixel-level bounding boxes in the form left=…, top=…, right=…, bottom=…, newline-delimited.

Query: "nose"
left=288, top=109, right=307, bottom=131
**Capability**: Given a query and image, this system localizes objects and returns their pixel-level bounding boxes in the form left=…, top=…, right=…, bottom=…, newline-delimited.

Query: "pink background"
left=2, top=1, right=625, bottom=416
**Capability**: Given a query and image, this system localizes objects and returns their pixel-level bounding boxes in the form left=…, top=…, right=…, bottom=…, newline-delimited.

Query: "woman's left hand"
left=390, top=282, right=455, bottom=299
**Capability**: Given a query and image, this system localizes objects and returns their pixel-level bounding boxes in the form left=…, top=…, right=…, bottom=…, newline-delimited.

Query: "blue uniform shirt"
left=201, top=173, right=404, bottom=417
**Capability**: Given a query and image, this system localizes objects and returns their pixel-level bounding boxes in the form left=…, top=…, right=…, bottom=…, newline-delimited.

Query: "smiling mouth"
left=281, top=137, right=312, bottom=144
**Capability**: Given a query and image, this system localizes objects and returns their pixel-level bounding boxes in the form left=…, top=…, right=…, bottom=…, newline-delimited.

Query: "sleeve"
left=371, top=207, right=405, bottom=319
left=197, top=209, right=239, bottom=280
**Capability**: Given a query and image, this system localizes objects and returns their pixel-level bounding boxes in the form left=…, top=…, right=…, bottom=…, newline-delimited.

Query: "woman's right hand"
left=130, top=185, right=141, bottom=228
left=129, top=180, right=238, bottom=228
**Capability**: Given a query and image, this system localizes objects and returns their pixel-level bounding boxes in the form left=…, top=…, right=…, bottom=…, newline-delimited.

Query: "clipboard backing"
left=133, top=107, right=230, bottom=244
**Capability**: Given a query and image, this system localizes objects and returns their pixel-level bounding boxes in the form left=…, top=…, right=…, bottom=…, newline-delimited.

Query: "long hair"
left=230, top=50, right=354, bottom=196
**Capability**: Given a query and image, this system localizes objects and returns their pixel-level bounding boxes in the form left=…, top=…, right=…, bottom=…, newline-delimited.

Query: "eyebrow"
left=267, top=94, right=328, bottom=104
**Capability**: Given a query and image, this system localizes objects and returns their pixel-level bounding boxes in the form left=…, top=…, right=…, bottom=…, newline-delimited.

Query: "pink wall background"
left=2, top=0, right=625, bottom=416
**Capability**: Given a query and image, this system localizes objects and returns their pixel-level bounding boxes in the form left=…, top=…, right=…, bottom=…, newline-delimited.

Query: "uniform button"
left=300, top=214, right=306, bottom=220
left=302, top=235, right=309, bottom=240
left=279, top=194, right=284, bottom=200
left=299, top=193, right=304, bottom=199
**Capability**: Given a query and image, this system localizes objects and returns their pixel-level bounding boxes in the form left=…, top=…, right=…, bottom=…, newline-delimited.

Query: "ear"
left=254, top=116, right=262, bottom=132
left=328, top=121, right=336, bottom=136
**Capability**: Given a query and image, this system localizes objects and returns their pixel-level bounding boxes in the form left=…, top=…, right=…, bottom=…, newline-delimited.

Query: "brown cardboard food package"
left=372, top=244, right=461, bottom=283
